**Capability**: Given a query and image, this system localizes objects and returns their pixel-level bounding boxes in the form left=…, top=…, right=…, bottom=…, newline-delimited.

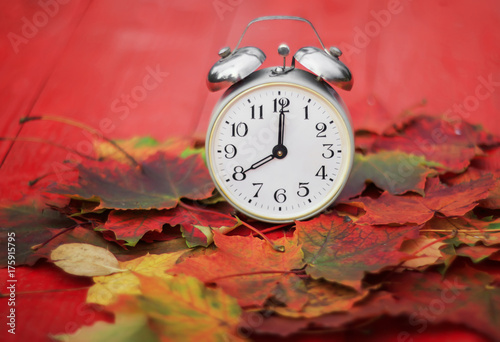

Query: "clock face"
left=207, top=82, right=352, bottom=223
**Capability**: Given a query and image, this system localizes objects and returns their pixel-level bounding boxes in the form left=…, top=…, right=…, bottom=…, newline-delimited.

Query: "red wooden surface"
left=1, top=0, right=499, bottom=341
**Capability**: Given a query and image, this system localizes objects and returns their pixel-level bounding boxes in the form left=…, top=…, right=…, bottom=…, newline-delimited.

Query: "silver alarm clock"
left=205, top=16, right=354, bottom=223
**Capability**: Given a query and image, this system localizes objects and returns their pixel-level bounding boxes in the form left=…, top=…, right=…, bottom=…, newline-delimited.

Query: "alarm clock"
left=205, top=16, right=354, bottom=223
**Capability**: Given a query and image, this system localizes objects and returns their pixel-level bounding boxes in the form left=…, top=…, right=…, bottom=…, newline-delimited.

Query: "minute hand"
left=244, top=154, right=274, bottom=173
left=277, top=112, right=285, bottom=146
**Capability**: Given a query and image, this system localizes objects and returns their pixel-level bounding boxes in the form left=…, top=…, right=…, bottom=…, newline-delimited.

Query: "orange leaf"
left=169, top=231, right=307, bottom=309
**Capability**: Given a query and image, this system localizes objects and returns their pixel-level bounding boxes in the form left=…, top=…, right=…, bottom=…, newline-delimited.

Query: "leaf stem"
left=178, top=200, right=235, bottom=220
left=239, top=220, right=285, bottom=252
left=206, top=269, right=304, bottom=283
left=0, top=136, right=101, bottom=161
left=178, top=200, right=285, bottom=252
left=20, top=115, right=142, bottom=171
left=28, top=168, right=77, bottom=187
left=253, top=223, right=290, bottom=236
left=31, top=223, right=83, bottom=250
left=420, top=229, right=500, bottom=233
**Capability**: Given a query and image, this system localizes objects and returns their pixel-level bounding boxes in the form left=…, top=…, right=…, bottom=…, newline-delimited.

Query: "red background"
left=1, top=0, right=499, bottom=341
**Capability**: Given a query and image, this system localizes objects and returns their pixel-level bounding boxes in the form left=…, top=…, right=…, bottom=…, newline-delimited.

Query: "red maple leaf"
left=296, top=212, right=419, bottom=290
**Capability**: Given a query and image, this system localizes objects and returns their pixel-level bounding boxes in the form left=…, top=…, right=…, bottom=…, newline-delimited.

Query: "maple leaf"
left=135, top=274, right=243, bottom=341
left=87, top=251, right=186, bottom=305
left=161, top=204, right=239, bottom=248
left=274, top=279, right=368, bottom=318
left=53, top=311, right=158, bottom=342
left=0, top=204, right=75, bottom=267
left=297, top=212, right=419, bottom=290
left=339, top=151, right=438, bottom=200
left=98, top=209, right=171, bottom=247
left=379, top=265, right=500, bottom=341
left=443, top=167, right=500, bottom=209
left=372, top=115, right=498, bottom=172
left=169, top=231, right=308, bottom=309
left=48, top=151, right=214, bottom=210
left=61, top=274, right=243, bottom=342
left=455, top=244, right=500, bottom=263
left=399, top=236, right=445, bottom=269
left=350, top=176, right=493, bottom=225
left=472, top=146, right=500, bottom=171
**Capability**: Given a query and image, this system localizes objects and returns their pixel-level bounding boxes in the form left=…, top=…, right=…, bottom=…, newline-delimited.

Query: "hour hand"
left=244, top=154, right=274, bottom=173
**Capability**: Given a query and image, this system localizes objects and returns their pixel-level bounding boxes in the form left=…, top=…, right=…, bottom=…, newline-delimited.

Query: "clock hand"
left=277, top=111, right=285, bottom=146
left=272, top=109, right=288, bottom=159
left=244, top=154, right=275, bottom=173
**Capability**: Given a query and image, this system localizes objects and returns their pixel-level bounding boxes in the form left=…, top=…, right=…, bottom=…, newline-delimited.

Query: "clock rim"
left=206, top=68, right=354, bottom=223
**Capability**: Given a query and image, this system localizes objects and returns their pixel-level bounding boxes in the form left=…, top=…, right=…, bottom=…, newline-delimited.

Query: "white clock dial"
left=207, top=83, right=352, bottom=223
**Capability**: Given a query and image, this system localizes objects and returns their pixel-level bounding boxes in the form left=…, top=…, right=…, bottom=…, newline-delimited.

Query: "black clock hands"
left=242, top=97, right=289, bottom=175
left=244, top=154, right=274, bottom=173
left=273, top=98, right=288, bottom=159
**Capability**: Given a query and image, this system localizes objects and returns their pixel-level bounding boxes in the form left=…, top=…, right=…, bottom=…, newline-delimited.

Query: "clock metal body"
left=206, top=16, right=354, bottom=223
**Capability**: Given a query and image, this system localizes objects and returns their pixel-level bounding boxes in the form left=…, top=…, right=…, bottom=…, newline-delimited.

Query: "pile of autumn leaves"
left=3, top=114, right=500, bottom=341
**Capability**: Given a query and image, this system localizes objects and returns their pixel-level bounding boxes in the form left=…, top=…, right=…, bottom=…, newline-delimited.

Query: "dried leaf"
left=0, top=204, right=76, bottom=267
left=162, top=205, right=239, bottom=247
left=94, top=136, right=193, bottom=163
left=339, top=151, right=438, bottom=200
left=351, top=176, right=493, bottom=225
left=373, top=115, right=498, bottom=172
left=274, top=279, right=367, bottom=318
left=52, top=311, right=157, bottom=342
left=444, top=167, right=500, bottom=209
left=136, top=274, right=243, bottom=341
left=98, top=209, right=170, bottom=247
left=399, top=236, right=445, bottom=269
left=49, top=151, right=214, bottom=210
left=455, top=244, right=500, bottom=263
left=169, top=231, right=307, bottom=308
left=87, top=251, right=186, bottom=305
left=297, top=212, right=419, bottom=290
left=51, top=243, right=121, bottom=276
left=379, top=265, right=500, bottom=341
left=422, top=214, right=500, bottom=247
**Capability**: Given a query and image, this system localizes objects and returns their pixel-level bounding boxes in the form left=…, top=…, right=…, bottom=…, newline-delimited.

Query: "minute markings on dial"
left=211, top=85, right=346, bottom=221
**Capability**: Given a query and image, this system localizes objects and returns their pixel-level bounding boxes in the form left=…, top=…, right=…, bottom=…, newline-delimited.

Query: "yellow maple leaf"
left=87, top=251, right=185, bottom=305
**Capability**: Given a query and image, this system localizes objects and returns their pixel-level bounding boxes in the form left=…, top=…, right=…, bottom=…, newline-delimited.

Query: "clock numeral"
left=252, top=182, right=263, bottom=197
left=297, top=182, right=310, bottom=197
left=304, top=105, right=309, bottom=120
left=251, top=105, right=263, bottom=120
left=232, top=166, right=246, bottom=181
left=231, top=122, right=248, bottom=137
left=316, top=123, right=327, bottom=137
left=322, top=144, right=334, bottom=159
left=274, top=188, right=287, bottom=203
left=224, top=144, right=237, bottom=159
left=315, top=165, right=327, bottom=180
left=273, top=97, right=290, bottom=113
